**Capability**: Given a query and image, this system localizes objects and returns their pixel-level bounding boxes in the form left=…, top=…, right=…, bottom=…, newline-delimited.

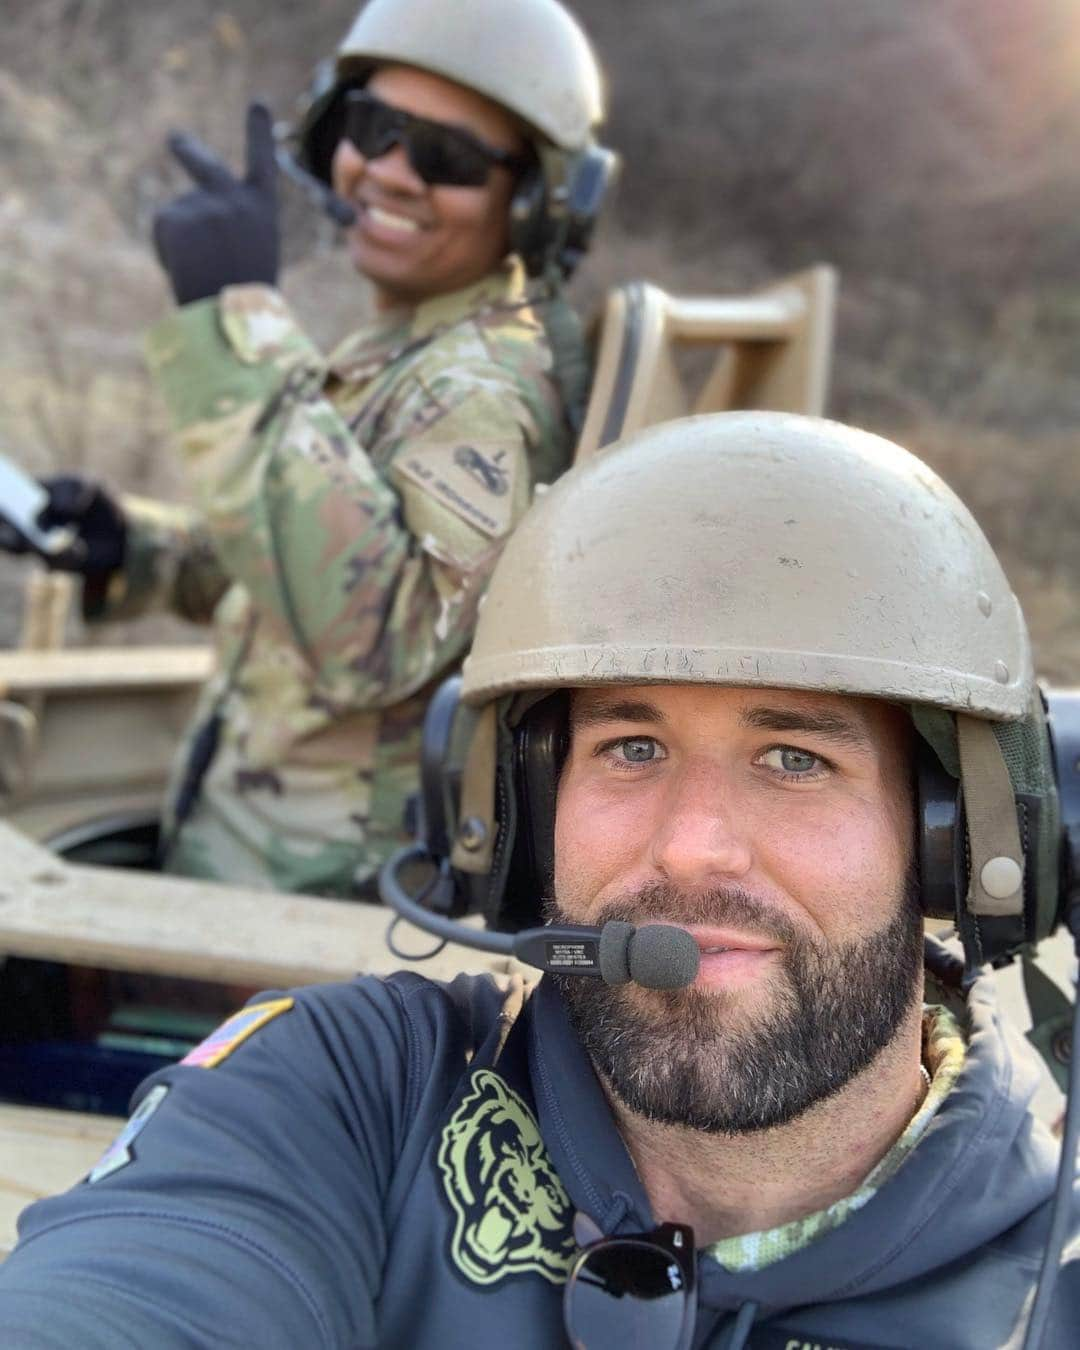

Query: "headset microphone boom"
left=380, top=851, right=700, bottom=990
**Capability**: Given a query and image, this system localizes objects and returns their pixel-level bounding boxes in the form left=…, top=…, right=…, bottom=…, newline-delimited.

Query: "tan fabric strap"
left=955, top=713, right=1025, bottom=917
left=451, top=701, right=498, bottom=874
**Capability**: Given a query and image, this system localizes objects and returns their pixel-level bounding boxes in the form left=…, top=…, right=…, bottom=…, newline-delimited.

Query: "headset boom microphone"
left=379, top=848, right=699, bottom=991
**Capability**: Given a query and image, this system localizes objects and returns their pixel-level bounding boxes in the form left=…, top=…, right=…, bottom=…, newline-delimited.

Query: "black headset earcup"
left=916, top=738, right=962, bottom=920
left=509, top=146, right=616, bottom=279
left=508, top=166, right=552, bottom=278
left=1048, top=689, right=1080, bottom=921
left=294, top=67, right=357, bottom=184
left=490, top=695, right=568, bottom=930
left=559, top=145, right=617, bottom=276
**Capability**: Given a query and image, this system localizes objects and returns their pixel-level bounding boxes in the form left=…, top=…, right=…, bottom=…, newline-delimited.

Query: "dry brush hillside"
left=1, top=0, right=1077, bottom=677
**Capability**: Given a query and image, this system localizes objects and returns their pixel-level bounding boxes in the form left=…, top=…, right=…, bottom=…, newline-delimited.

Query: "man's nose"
left=649, top=761, right=753, bottom=886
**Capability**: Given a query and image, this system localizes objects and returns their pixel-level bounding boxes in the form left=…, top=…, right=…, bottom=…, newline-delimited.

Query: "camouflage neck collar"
left=705, top=1005, right=967, bottom=1274
left=409, top=256, right=531, bottom=338
left=327, top=257, right=535, bottom=376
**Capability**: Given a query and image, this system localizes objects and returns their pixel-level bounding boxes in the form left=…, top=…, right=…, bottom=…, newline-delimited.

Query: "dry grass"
left=0, top=0, right=1076, bottom=683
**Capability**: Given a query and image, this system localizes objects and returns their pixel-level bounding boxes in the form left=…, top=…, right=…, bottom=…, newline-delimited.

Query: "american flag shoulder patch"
left=181, top=997, right=295, bottom=1068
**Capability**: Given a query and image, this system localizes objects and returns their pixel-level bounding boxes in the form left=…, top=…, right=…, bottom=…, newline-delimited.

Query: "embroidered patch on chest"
left=180, top=997, right=294, bottom=1068
left=437, top=1068, right=575, bottom=1286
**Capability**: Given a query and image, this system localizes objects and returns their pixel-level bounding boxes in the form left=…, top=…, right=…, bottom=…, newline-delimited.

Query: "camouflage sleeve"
left=146, top=284, right=545, bottom=709
left=86, top=493, right=230, bottom=625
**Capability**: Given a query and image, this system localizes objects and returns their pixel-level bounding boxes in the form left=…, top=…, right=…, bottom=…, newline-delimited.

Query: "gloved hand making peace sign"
left=153, top=102, right=279, bottom=306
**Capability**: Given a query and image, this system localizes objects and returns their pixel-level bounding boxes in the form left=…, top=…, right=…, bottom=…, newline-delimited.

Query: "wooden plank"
left=0, top=1103, right=121, bottom=1258
left=0, top=821, right=514, bottom=988
left=0, top=646, right=214, bottom=695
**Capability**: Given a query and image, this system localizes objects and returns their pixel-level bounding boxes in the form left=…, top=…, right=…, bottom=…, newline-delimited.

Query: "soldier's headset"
left=383, top=676, right=1080, bottom=970
left=281, top=65, right=616, bottom=281
left=380, top=677, right=1080, bottom=1349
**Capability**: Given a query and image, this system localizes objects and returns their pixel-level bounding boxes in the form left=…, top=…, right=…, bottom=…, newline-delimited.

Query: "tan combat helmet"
left=443, top=412, right=1062, bottom=969
left=294, top=0, right=614, bottom=277
left=335, top=0, right=604, bottom=151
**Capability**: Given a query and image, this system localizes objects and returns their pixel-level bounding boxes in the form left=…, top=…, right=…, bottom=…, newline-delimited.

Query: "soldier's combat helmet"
left=292, top=0, right=615, bottom=278
left=394, top=412, right=1076, bottom=979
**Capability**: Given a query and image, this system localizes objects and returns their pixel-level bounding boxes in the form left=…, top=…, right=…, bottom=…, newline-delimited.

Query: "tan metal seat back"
left=575, top=265, right=837, bottom=463
left=0, top=572, right=75, bottom=803
left=0, top=643, right=213, bottom=834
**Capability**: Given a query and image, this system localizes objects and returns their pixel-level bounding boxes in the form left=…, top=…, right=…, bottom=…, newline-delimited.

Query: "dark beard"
left=547, top=876, right=924, bottom=1134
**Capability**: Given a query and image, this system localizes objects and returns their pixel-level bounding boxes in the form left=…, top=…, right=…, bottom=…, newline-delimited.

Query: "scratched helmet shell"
left=334, top=0, right=604, bottom=151
left=448, top=412, right=1058, bottom=964
left=461, top=411, right=1032, bottom=715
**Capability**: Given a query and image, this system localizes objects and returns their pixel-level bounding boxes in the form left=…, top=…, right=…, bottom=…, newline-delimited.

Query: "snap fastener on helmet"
left=980, top=856, right=1023, bottom=900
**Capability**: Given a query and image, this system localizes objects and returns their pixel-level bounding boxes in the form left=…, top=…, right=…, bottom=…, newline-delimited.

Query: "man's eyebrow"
left=738, top=705, right=871, bottom=748
left=569, top=697, right=666, bottom=730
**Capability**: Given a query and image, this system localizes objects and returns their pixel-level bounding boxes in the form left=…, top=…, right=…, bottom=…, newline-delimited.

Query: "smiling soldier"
left=0, top=0, right=612, bottom=897
left=1, top=413, right=1077, bottom=1348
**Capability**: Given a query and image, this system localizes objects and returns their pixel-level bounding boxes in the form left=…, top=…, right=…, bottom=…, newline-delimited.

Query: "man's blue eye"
left=619, top=738, right=657, bottom=763
left=760, top=746, right=821, bottom=775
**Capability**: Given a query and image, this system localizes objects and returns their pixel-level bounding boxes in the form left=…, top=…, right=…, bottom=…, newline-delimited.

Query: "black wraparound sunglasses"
left=341, top=89, right=531, bottom=188
left=563, top=1222, right=696, bottom=1350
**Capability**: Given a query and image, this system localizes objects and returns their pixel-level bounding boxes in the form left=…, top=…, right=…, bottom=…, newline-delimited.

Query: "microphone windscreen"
left=627, top=924, right=700, bottom=990
left=597, top=920, right=634, bottom=984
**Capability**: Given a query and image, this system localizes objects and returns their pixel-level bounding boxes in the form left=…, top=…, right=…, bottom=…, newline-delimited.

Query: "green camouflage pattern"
left=706, top=1005, right=967, bottom=1273
left=86, top=493, right=229, bottom=624
left=118, top=259, right=577, bottom=895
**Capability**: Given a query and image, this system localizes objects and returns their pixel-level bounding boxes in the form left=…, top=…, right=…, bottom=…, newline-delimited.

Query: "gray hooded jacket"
left=0, top=943, right=1076, bottom=1349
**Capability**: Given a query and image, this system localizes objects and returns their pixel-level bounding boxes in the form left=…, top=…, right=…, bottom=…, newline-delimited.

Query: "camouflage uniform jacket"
left=100, top=260, right=578, bottom=894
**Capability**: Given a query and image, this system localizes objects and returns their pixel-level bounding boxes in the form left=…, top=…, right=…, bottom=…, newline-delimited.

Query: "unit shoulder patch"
left=393, top=440, right=519, bottom=540
left=437, top=1068, right=575, bottom=1287
left=87, top=1083, right=170, bottom=1184
left=181, top=996, right=295, bottom=1069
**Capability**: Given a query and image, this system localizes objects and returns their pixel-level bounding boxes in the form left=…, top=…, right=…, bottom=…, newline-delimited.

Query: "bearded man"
left=1, top=413, right=1076, bottom=1349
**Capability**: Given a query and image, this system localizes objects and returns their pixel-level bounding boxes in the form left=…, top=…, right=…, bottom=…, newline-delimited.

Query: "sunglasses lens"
left=342, top=92, right=494, bottom=187
left=409, top=123, right=491, bottom=187
left=564, top=1241, right=690, bottom=1350
left=344, top=96, right=398, bottom=159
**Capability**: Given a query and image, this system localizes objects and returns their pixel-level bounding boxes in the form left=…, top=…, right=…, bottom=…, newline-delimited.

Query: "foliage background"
left=1, top=0, right=1076, bottom=676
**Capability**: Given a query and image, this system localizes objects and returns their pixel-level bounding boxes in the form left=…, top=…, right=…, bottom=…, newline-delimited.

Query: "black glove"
left=153, top=102, right=279, bottom=306
left=0, top=476, right=127, bottom=575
